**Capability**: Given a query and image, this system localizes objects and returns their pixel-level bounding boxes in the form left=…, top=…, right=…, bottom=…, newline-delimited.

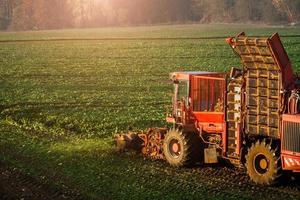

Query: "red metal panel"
left=268, top=33, right=294, bottom=89
left=190, top=74, right=227, bottom=146
left=281, top=114, right=300, bottom=150
left=193, top=112, right=224, bottom=123
left=282, top=114, right=300, bottom=123
left=192, top=75, right=225, bottom=81
left=198, top=122, right=224, bottom=133
left=190, top=74, right=226, bottom=112
left=281, top=114, right=300, bottom=171
left=281, top=149, right=300, bottom=157
left=281, top=154, right=300, bottom=171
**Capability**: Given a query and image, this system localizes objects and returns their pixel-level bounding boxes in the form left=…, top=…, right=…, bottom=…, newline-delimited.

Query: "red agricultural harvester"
left=115, top=32, right=300, bottom=185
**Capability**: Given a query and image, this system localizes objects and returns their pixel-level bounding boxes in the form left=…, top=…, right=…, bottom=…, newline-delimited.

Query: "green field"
left=1, top=24, right=300, bottom=199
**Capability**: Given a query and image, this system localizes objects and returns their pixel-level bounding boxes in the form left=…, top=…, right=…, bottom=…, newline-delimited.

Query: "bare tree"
left=272, top=0, right=300, bottom=23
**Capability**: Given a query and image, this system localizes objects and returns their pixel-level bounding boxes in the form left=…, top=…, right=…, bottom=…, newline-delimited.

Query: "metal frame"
left=281, top=114, right=300, bottom=171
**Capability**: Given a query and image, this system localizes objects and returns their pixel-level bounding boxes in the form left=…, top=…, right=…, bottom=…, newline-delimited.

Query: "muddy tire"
left=245, top=140, right=281, bottom=185
left=163, top=129, right=202, bottom=167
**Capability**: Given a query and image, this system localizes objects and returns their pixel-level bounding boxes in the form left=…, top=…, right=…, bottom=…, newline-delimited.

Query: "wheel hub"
left=259, top=158, right=268, bottom=170
left=254, top=154, right=269, bottom=175
left=172, top=143, right=179, bottom=153
left=169, top=139, right=181, bottom=157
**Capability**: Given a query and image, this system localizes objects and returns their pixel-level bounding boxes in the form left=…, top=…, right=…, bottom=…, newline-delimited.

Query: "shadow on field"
left=2, top=122, right=300, bottom=200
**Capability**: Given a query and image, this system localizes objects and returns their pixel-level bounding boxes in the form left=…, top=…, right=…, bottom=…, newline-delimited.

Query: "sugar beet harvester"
left=115, top=32, right=300, bottom=185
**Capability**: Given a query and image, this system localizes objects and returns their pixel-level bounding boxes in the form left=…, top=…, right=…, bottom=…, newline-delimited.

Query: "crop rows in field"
left=1, top=31, right=299, bottom=139
left=1, top=25, right=300, bottom=199
left=0, top=38, right=238, bottom=139
left=2, top=123, right=300, bottom=200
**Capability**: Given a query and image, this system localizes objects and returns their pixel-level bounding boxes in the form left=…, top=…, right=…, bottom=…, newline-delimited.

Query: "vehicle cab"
left=167, top=71, right=227, bottom=134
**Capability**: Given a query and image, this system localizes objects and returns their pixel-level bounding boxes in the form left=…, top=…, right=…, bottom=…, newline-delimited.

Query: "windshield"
left=192, top=78, right=224, bottom=112
left=178, top=81, right=188, bottom=100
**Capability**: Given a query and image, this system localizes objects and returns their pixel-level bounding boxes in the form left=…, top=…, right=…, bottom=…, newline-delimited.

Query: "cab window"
left=192, top=77, right=224, bottom=112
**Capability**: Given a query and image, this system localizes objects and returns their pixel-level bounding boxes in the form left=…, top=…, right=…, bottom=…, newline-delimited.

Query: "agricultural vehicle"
left=115, top=32, right=300, bottom=185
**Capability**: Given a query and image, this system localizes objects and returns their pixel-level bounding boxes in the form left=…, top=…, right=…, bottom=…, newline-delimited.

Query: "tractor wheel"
left=163, top=129, right=202, bottom=167
left=245, top=140, right=281, bottom=185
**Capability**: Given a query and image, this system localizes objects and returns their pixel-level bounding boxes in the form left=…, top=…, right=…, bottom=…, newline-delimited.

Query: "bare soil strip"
left=0, top=162, right=82, bottom=200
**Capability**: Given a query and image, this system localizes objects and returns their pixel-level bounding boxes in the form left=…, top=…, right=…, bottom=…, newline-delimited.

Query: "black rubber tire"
left=245, top=140, right=281, bottom=185
left=163, top=129, right=202, bottom=167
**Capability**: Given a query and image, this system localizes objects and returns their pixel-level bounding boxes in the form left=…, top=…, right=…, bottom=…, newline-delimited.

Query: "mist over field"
left=0, top=0, right=300, bottom=31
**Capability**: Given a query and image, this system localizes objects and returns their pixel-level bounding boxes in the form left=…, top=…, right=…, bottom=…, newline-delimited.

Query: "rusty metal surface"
left=229, top=33, right=293, bottom=138
left=139, top=128, right=167, bottom=160
left=114, top=128, right=167, bottom=160
left=114, top=132, right=143, bottom=152
left=227, top=75, right=242, bottom=157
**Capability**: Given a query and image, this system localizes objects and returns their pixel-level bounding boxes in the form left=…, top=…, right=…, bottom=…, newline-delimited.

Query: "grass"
left=1, top=24, right=300, bottom=199
left=0, top=124, right=262, bottom=199
left=1, top=24, right=300, bottom=40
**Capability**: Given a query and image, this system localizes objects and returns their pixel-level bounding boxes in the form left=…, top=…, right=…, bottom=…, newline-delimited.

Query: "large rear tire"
left=245, top=140, right=281, bottom=185
left=163, top=129, right=202, bottom=167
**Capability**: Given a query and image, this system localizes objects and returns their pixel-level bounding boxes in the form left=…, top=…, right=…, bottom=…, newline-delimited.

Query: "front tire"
left=245, top=140, right=281, bottom=185
left=163, top=129, right=201, bottom=167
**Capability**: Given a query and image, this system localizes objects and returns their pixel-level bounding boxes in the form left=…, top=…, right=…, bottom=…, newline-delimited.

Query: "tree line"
left=0, top=0, right=299, bottom=31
